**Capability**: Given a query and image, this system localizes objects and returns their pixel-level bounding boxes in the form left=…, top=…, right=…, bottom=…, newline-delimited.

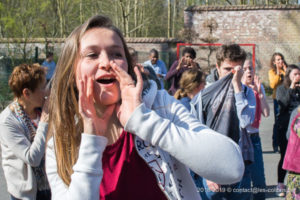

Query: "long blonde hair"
left=48, top=15, right=134, bottom=185
left=174, top=68, right=205, bottom=100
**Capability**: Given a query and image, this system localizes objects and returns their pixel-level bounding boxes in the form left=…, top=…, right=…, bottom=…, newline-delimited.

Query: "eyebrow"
left=81, top=44, right=123, bottom=53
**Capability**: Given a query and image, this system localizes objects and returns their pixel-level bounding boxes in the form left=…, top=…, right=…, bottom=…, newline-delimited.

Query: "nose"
left=98, top=52, right=111, bottom=70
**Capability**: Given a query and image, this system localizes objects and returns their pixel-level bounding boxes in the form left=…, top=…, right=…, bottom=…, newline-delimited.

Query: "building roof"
left=185, top=4, right=300, bottom=12
left=0, top=37, right=181, bottom=43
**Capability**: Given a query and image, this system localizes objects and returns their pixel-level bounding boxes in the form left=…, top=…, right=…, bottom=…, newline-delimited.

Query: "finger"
left=234, top=65, right=241, bottom=71
left=208, top=183, right=217, bottom=192
left=86, top=76, right=94, bottom=100
left=249, top=84, right=255, bottom=90
left=134, top=66, right=143, bottom=93
left=78, top=79, right=85, bottom=114
left=110, top=61, right=132, bottom=84
left=80, top=77, right=89, bottom=111
left=76, top=61, right=83, bottom=84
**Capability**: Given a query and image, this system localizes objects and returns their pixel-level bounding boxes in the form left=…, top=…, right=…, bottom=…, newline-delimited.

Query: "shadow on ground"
left=263, top=151, right=280, bottom=154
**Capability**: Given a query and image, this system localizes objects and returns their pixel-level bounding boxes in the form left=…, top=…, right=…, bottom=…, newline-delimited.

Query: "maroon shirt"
left=100, top=131, right=168, bottom=200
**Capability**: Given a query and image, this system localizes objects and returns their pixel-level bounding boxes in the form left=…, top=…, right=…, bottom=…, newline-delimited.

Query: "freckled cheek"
left=76, top=61, right=97, bottom=83
left=119, top=62, right=129, bottom=72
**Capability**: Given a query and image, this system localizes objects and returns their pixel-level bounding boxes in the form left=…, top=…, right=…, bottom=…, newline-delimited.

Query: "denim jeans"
left=190, top=171, right=210, bottom=200
left=201, top=164, right=252, bottom=200
left=249, top=134, right=266, bottom=200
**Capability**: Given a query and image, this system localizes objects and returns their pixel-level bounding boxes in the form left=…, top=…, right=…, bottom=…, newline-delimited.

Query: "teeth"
left=101, top=77, right=113, bottom=80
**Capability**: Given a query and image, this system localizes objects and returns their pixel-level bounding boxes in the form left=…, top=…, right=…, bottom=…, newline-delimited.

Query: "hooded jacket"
left=46, top=80, right=244, bottom=200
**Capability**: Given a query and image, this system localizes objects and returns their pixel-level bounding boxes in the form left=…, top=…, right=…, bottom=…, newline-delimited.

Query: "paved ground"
left=0, top=97, right=286, bottom=200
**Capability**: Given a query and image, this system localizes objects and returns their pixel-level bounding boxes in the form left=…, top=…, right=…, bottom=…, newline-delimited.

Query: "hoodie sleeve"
left=46, top=134, right=108, bottom=200
left=125, top=90, right=244, bottom=185
left=235, top=85, right=256, bottom=128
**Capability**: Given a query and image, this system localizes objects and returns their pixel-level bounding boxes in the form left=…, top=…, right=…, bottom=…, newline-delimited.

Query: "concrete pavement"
left=0, top=97, right=286, bottom=199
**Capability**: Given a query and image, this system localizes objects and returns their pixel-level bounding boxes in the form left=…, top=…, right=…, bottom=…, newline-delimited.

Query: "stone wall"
left=184, top=5, right=300, bottom=84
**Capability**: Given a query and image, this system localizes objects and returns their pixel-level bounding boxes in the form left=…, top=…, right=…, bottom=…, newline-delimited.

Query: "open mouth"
left=96, top=77, right=116, bottom=84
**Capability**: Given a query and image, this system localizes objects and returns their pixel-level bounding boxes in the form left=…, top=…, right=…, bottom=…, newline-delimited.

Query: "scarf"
left=12, top=101, right=50, bottom=191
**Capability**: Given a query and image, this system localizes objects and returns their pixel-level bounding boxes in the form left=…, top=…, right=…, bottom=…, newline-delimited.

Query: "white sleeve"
left=124, top=94, right=244, bottom=185
left=235, top=86, right=256, bottom=128
left=46, top=134, right=107, bottom=200
left=0, top=116, right=48, bottom=167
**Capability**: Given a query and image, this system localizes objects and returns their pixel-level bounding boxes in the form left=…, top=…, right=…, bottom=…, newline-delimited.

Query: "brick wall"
left=184, top=5, right=300, bottom=84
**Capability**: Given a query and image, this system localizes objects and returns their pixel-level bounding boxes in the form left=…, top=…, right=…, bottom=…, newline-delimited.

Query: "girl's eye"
left=112, top=52, right=123, bottom=58
left=87, top=53, right=98, bottom=58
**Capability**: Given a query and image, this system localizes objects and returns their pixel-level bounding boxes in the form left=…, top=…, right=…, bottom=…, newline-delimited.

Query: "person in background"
left=128, top=47, right=161, bottom=89
left=174, top=68, right=205, bottom=113
left=42, top=52, right=56, bottom=82
left=268, top=52, right=286, bottom=153
left=165, top=47, right=200, bottom=95
left=45, top=15, right=245, bottom=200
left=0, top=63, right=50, bottom=200
left=174, top=68, right=206, bottom=199
left=275, top=64, right=300, bottom=197
left=143, top=48, right=167, bottom=89
left=191, top=43, right=256, bottom=200
left=283, top=106, right=300, bottom=200
left=242, top=58, right=270, bottom=200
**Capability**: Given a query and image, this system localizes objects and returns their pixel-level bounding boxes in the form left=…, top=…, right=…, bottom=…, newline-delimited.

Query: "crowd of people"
left=0, top=14, right=299, bottom=200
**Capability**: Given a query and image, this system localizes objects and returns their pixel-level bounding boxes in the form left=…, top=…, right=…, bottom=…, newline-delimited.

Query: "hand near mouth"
left=248, top=75, right=261, bottom=94
left=110, top=61, right=143, bottom=127
left=78, top=75, right=115, bottom=136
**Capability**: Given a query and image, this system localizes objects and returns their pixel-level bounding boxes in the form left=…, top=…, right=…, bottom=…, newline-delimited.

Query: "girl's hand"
left=290, top=76, right=300, bottom=89
left=78, top=75, right=115, bottom=136
left=249, top=75, right=261, bottom=94
left=232, top=65, right=244, bottom=93
left=40, top=96, right=49, bottom=123
left=135, top=63, right=146, bottom=74
left=111, top=61, right=143, bottom=127
left=253, top=75, right=262, bottom=94
left=206, top=180, right=221, bottom=192
left=188, top=59, right=197, bottom=68
left=176, top=57, right=185, bottom=70
left=232, top=65, right=244, bottom=84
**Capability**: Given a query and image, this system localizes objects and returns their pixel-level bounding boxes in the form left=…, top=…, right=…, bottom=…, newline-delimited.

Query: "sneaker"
left=276, top=183, right=286, bottom=197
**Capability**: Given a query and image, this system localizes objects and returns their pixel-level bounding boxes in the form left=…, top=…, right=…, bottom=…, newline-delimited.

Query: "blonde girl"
left=46, top=15, right=244, bottom=200
left=174, top=68, right=206, bottom=110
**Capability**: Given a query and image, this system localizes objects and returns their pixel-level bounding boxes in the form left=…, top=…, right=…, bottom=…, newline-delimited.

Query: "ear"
left=22, top=88, right=31, bottom=98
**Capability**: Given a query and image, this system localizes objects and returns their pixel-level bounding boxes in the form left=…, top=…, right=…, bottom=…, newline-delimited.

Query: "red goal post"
left=176, top=43, right=256, bottom=69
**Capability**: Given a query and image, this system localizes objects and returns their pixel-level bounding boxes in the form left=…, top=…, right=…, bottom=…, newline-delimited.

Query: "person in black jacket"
left=275, top=64, right=300, bottom=197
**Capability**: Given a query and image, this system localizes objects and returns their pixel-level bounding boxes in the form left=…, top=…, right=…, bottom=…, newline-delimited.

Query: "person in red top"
left=45, top=15, right=245, bottom=200
left=165, top=47, right=200, bottom=95
left=242, top=58, right=270, bottom=200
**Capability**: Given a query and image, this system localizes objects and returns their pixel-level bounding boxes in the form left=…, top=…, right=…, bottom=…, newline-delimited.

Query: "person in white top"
left=45, top=15, right=245, bottom=200
left=0, top=63, right=50, bottom=200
